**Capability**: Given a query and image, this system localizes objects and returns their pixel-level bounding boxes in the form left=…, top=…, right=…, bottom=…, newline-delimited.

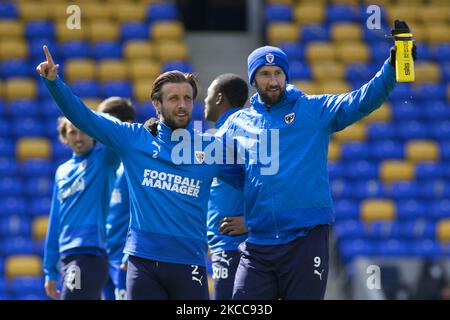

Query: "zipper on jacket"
left=264, top=110, right=279, bottom=239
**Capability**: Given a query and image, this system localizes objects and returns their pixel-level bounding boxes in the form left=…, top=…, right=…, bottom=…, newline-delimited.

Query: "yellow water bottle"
left=391, top=20, right=415, bottom=82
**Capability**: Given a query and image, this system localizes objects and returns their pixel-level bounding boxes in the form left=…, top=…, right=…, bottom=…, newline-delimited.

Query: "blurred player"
left=37, top=46, right=243, bottom=300
left=43, top=116, right=119, bottom=300
left=216, top=21, right=416, bottom=300
left=204, top=74, right=249, bottom=300
left=97, top=98, right=136, bottom=300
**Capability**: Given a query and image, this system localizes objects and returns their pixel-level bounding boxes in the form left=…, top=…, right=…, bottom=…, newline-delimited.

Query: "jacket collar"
left=157, top=120, right=195, bottom=142
left=72, top=147, right=94, bottom=161
left=215, top=107, right=242, bottom=129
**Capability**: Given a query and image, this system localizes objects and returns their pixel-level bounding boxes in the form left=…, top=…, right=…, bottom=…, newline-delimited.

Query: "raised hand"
left=389, top=20, right=417, bottom=67
left=36, top=45, right=59, bottom=81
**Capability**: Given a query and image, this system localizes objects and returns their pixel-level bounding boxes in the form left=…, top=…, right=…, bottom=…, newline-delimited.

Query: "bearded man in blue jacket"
left=217, top=22, right=416, bottom=299
left=37, top=46, right=242, bottom=300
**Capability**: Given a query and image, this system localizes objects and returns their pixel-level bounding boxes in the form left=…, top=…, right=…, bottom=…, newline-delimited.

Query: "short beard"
left=256, top=84, right=285, bottom=105
left=160, top=106, right=190, bottom=130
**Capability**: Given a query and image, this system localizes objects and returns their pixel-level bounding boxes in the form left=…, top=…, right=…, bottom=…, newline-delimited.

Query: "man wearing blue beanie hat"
left=215, top=20, right=417, bottom=300
left=247, top=46, right=290, bottom=84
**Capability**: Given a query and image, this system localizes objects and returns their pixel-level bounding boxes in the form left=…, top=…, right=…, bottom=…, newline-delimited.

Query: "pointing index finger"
left=43, top=45, right=54, bottom=65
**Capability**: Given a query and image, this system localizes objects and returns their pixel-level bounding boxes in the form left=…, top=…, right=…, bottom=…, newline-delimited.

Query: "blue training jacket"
left=44, top=146, right=119, bottom=281
left=106, top=164, right=130, bottom=264
left=43, top=76, right=243, bottom=267
left=207, top=108, right=247, bottom=254
left=217, top=60, right=396, bottom=245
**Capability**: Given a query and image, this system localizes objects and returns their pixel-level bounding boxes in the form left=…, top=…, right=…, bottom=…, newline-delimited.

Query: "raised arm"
left=312, top=20, right=417, bottom=133
left=36, top=46, right=136, bottom=153
left=311, top=59, right=396, bottom=134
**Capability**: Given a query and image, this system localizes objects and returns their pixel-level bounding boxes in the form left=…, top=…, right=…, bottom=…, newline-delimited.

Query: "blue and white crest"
left=265, top=53, right=274, bottom=64
left=285, top=112, right=295, bottom=124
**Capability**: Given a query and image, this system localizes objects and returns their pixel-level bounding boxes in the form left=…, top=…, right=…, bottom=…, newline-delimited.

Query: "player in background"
left=216, top=21, right=416, bottom=300
left=37, top=46, right=243, bottom=300
left=204, top=74, right=249, bottom=300
left=97, top=98, right=136, bottom=300
left=43, top=116, right=120, bottom=299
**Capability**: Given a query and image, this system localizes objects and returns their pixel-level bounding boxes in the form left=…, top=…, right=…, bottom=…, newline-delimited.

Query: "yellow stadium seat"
left=407, top=23, right=426, bottom=43
left=266, top=23, right=300, bottom=45
left=318, top=81, right=352, bottom=94
left=333, top=0, right=361, bottom=4
left=396, top=0, right=431, bottom=4
left=425, top=23, right=450, bottom=44
left=120, top=0, right=162, bottom=3
left=5, top=78, right=36, bottom=101
left=0, top=39, right=28, bottom=61
left=361, top=199, right=396, bottom=223
left=0, top=20, right=24, bottom=38
left=334, top=122, right=366, bottom=142
left=362, top=0, right=392, bottom=6
left=98, top=60, right=128, bottom=82
left=336, top=42, right=370, bottom=64
left=418, top=7, right=449, bottom=24
left=156, top=42, right=189, bottom=62
left=151, top=21, right=185, bottom=42
left=405, top=140, right=440, bottom=162
left=19, top=2, right=50, bottom=20
left=292, top=80, right=319, bottom=95
left=267, top=0, right=294, bottom=4
left=83, top=3, right=112, bottom=20
left=5, top=255, right=42, bottom=278
left=311, top=62, right=345, bottom=81
left=83, top=98, right=103, bottom=111
left=298, top=0, right=326, bottom=3
left=428, top=0, right=450, bottom=4
left=56, top=22, right=86, bottom=42
left=437, top=219, right=450, bottom=243
left=361, top=103, right=392, bottom=123
left=306, top=42, right=336, bottom=63
left=328, top=141, right=340, bottom=161
left=130, top=60, right=162, bottom=81
left=293, top=4, right=325, bottom=26
left=16, top=138, right=52, bottom=161
left=331, top=23, right=362, bottom=42
left=88, top=21, right=119, bottom=42
left=64, top=59, right=96, bottom=82
left=414, top=62, right=441, bottom=83
left=385, top=5, right=420, bottom=25
left=115, top=3, right=147, bottom=22
left=379, top=160, right=415, bottom=183
left=47, top=3, right=75, bottom=21
left=33, top=216, right=49, bottom=241
left=134, top=80, right=154, bottom=103
left=124, top=41, right=156, bottom=60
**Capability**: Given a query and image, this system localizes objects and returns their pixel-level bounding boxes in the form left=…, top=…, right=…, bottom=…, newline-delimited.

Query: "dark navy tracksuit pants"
left=211, top=250, right=240, bottom=300
left=232, top=225, right=329, bottom=300
left=126, top=255, right=209, bottom=300
left=60, top=254, right=109, bottom=300
left=103, top=260, right=127, bottom=300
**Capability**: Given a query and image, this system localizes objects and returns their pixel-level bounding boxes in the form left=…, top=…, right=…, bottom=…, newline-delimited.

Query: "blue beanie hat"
left=247, top=46, right=289, bottom=84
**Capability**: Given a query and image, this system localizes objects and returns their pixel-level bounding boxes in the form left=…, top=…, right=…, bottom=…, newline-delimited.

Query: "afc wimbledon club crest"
left=194, top=151, right=205, bottom=164
left=285, top=112, right=295, bottom=124
left=266, top=53, right=274, bottom=64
